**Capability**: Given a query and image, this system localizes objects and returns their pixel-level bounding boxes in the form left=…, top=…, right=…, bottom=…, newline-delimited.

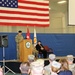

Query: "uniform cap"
left=28, top=55, right=35, bottom=61
left=49, top=54, right=56, bottom=60
left=52, top=61, right=61, bottom=69
left=67, top=55, right=74, bottom=61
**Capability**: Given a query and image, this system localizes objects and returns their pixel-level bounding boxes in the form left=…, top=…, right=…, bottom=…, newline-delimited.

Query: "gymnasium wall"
left=0, top=33, right=75, bottom=60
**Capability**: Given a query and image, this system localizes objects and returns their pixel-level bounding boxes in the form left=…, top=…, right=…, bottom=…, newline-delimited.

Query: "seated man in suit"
left=35, top=41, right=47, bottom=58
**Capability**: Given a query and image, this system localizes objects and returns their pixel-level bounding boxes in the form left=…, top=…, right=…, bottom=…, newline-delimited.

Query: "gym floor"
left=5, top=72, right=21, bottom=75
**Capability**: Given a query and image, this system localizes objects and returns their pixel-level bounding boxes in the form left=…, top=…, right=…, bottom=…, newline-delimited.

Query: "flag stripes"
left=0, top=0, right=49, bottom=27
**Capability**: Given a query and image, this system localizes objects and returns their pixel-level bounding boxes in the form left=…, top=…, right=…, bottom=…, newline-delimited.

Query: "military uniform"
left=67, top=55, right=75, bottom=75
left=44, top=54, right=56, bottom=75
left=30, top=59, right=44, bottom=75
left=15, top=34, right=24, bottom=60
left=32, top=45, right=38, bottom=59
left=69, top=64, right=75, bottom=75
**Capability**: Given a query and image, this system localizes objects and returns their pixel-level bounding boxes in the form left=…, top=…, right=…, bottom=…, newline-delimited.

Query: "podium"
left=19, top=39, right=32, bottom=62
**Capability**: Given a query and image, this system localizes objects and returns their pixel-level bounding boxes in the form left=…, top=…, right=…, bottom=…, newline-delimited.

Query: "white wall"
left=1, top=1, right=75, bottom=33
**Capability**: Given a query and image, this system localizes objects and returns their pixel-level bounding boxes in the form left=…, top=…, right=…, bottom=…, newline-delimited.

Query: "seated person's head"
left=37, top=41, right=41, bottom=45
left=20, top=62, right=30, bottom=67
left=30, top=59, right=44, bottom=75
left=28, top=55, right=35, bottom=63
left=49, top=54, right=56, bottom=62
left=66, top=55, right=74, bottom=64
left=59, top=58, right=69, bottom=70
left=19, top=62, right=30, bottom=74
left=51, top=61, right=61, bottom=73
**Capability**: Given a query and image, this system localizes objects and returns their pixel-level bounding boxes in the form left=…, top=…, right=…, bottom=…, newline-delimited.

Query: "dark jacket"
left=58, top=70, right=72, bottom=75
left=36, top=44, right=44, bottom=52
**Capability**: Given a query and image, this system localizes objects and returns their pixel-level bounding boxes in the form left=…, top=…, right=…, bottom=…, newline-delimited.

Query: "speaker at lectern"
left=19, top=39, right=32, bottom=62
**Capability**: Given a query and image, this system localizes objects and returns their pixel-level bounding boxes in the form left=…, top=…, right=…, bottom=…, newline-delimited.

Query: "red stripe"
left=18, top=0, right=49, bottom=6
left=0, top=0, right=49, bottom=27
left=18, top=6, right=49, bottom=11
left=0, top=16, right=49, bottom=22
left=0, top=22, right=49, bottom=27
left=0, top=10, right=49, bottom=16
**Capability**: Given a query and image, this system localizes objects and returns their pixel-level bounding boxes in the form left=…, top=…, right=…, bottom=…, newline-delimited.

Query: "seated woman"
left=58, top=58, right=72, bottom=75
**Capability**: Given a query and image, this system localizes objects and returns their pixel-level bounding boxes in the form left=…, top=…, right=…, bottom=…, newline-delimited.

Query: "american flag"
left=0, top=0, right=49, bottom=27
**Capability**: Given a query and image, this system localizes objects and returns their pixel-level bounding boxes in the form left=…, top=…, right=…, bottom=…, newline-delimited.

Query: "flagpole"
left=26, top=26, right=30, bottom=39
left=33, top=26, right=37, bottom=47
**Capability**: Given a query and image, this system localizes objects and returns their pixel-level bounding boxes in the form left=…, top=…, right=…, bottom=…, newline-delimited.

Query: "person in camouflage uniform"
left=15, top=30, right=24, bottom=60
left=44, top=54, right=56, bottom=75
left=32, top=44, right=38, bottom=59
left=67, top=55, right=75, bottom=75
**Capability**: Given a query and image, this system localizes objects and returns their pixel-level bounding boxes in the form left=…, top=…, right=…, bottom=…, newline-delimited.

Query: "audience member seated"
left=66, top=55, right=75, bottom=75
left=44, top=54, right=56, bottom=75
left=19, top=62, right=30, bottom=75
left=30, top=59, right=44, bottom=75
left=51, top=61, right=61, bottom=75
left=35, top=41, right=47, bottom=58
left=0, top=67, right=3, bottom=75
left=58, top=58, right=72, bottom=75
left=28, top=55, right=35, bottom=64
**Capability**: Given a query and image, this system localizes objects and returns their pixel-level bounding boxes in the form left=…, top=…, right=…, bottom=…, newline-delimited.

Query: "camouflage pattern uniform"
left=69, top=64, right=75, bottom=75
left=32, top=45, right=38, bottom=59
left=15, top=34, right=24, bottom=60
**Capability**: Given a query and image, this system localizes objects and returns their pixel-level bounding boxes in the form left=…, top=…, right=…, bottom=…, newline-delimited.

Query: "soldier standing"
left=15, top=30, right=24, bottom=60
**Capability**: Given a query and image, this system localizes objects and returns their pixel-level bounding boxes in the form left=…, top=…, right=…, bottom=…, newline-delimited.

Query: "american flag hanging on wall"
left=0, top=0, right=49, bottom=27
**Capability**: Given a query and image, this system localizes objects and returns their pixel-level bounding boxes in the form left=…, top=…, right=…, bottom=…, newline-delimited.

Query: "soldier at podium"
left=15, top=30, right=24, bottom=60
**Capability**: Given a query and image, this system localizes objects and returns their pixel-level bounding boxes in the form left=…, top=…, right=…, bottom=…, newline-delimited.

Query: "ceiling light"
left=57, top=0, right=66, bottom=4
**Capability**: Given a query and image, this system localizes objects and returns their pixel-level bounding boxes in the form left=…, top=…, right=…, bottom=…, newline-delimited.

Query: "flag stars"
left=15, top=5, right=17, bottom=7
left=9, top=2, right=11, bottom=5
left=6, top=0, right=9, bottom=2
left=2, top=4, right=4, bottom=6
left=0, top=0, right=18, bottom=8
left=0, top=2, right=2, bottom=4
left=7, top=4, right=9, bottom=6
left=15, top=1, right=17, bottom=3
left=11, top=1, right=13, bottom=3
left=2, top=0, right=4, bottom=1
left=13, top=3, right=15, bottom=5
left=11, top=5, right=13, bottom=7
left=4, top=2, right=7, bottom=4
